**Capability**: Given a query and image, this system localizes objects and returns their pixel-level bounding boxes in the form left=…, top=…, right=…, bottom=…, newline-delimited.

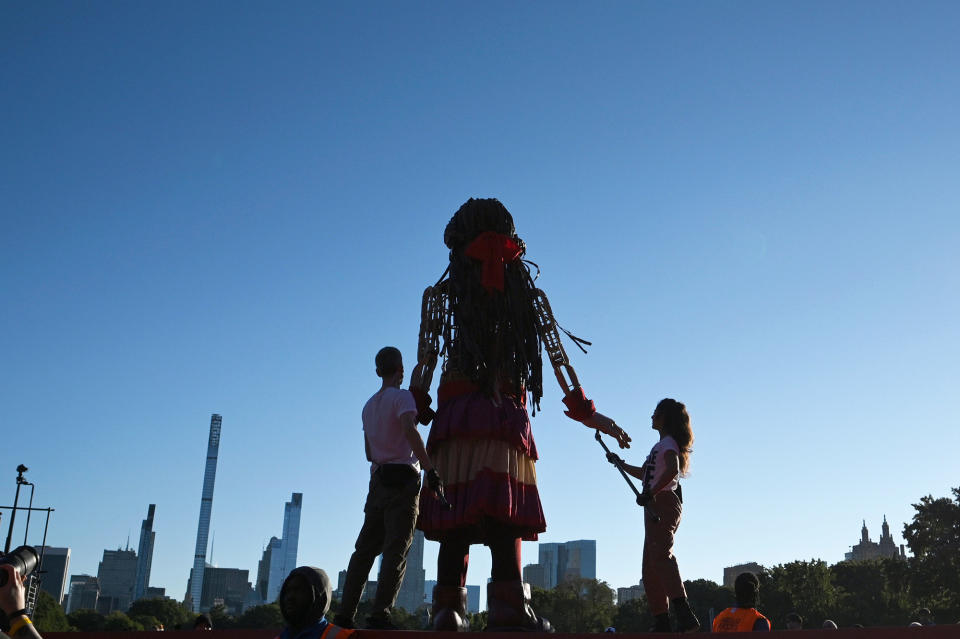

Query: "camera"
left=0, top=546, right=39, bottom=587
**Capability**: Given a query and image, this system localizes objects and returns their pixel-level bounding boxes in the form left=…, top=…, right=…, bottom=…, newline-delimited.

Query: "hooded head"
left=279, top=566, right=332, bottom=629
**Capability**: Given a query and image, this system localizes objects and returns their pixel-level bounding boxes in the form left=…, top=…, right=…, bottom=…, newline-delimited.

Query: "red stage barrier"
left=40, top=625, right=958, bottom=639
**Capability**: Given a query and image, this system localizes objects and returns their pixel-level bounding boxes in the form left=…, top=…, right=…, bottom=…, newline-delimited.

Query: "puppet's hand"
left=562, top=387, right=596, bottom=421
left=587, top=412, right=632, bottom=449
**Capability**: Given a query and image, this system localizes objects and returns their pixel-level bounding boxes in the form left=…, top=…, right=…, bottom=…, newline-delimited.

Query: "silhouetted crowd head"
left=733, top=572, right=760, bottom=608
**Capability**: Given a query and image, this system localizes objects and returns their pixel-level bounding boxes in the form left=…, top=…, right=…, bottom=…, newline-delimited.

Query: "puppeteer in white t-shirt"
left=642, top=435, right=681, bottom=493
left=362, top=386, right=419, bottom=472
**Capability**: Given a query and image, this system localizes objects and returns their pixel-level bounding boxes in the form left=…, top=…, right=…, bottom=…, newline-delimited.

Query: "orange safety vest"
left=712, top=606, right=771, bottom=633
left=322, top=625, right=355, bottom=639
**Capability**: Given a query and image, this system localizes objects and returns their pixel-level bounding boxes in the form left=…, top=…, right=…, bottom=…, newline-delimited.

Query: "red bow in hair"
left=464, top=231, right=522, bottom=292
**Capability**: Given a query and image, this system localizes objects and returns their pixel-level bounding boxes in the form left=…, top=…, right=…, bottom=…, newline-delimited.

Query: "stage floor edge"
left=41, top=625, right=957, bottom=638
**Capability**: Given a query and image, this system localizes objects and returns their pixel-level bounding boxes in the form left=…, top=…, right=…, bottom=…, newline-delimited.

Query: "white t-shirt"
left=362, top=387, right=419, bottom=471
left=642, top=435, right=681, bottom=493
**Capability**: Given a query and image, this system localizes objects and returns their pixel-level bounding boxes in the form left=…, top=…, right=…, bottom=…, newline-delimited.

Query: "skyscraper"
left=265, top=492, right=303, bottom=603
left=189, top=414, right=222, bottom=612
left=134, top=504, right=156, bottom=601
left=256, top=538, right=279, bottom=601
left=281, top=493, right=302, bottom=584
left=37, top=547, right=70, bottom=606
left=537, top=543, right=561, bottom=589
left=65, top=575, right=100, bottom=614
left=96, top=548, right=138, bottom=612
left=561, top=539, right=596, bottom=582
left=522, top=563, right=549, bottom=590
left=395, top=530, right=425, bottom=612
left=526, top=539, right=597, bottom=589
left=466, top=585, right=480, bottom=614
left=199, top=566, right=255, bottom=615
left=262, top=537, right=283, bottom=603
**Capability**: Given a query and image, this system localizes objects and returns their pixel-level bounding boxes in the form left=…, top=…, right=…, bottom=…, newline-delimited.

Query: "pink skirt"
left=417, top=389, right=546, bottom=542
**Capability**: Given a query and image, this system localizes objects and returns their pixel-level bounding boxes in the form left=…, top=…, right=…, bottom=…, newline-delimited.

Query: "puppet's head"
left=444, top=198, right=523, bottom=252
left=442, top=198, right=543, bottom=407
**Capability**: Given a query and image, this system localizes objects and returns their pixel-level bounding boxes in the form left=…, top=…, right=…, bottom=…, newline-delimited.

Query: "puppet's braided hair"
left=443, top=198, right=544, bottom=409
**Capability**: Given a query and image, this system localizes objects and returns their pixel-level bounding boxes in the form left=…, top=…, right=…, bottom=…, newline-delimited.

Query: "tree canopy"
left=236, top=603, right=284, bottom=629
left=31, top=590, right=71, bottom=632
left=531, top=577, right=616, bottom=633
left=903, top=487, right=960, bottom=614
left=65, top=608, right=104, bottom=632
left=127, top=596, right=193, bottom=629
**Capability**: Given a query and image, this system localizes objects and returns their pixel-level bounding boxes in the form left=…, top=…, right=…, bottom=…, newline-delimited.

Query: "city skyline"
left=4, top=1, right=958, bottom=604
left=6, top=465, right=918, bottom=607
left=49, top=491, right=303, bottom=615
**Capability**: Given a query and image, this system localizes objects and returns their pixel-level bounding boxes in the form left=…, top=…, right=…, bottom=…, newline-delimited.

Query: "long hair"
left=655, top=398, right=694, bottom=475
left=442, top=198, right=544, bottom=407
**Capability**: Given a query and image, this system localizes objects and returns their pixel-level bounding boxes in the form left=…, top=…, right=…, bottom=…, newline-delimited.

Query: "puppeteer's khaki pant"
left=642, top=490, right=687, bottom=616
left=339, top=470, right=420, bottom=620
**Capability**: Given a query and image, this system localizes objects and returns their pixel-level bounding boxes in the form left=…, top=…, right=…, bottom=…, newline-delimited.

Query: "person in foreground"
left=712, top=572, right=771, bottom=632
left=0, top=565, right=42, bottom=639
left=276, top=567, right=353, bottom=639
left=607, top=398, right=698, bottom=633
left=334, top=347, right=445, bottom=630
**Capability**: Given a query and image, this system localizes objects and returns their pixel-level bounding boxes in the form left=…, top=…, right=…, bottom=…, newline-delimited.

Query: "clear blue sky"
left=3, top=1, right=958, bottom=607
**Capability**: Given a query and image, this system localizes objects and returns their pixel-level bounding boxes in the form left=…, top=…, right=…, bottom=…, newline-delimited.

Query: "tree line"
left=27, top=486, right=959, bottom=632
left=533, top=486, right=960, bottom=632
left=29, top=595, right=285, bottom=632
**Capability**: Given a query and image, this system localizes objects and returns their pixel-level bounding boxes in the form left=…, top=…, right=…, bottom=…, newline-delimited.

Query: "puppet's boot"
left=485, top=580, right=553, bottom=632
left=431, top=585, right=470, bottom=631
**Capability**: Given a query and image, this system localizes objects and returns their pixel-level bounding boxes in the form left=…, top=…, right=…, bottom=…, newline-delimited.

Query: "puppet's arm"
left=532, top=287, right=631, bottom=448
left=409, top=283, right=445, bottom=424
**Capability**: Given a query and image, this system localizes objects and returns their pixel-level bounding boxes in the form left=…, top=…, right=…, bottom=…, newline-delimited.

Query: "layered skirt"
left=417, top=385, right=546, bottom=542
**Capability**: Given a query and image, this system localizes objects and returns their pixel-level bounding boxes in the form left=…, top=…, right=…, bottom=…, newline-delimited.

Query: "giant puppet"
left=408, top=198, right=631, bottom=631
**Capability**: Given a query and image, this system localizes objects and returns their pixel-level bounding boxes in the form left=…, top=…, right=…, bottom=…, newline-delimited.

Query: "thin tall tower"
left=189, top=414, right=222, bottom=612
left=133, top=504, right=156, bottom=601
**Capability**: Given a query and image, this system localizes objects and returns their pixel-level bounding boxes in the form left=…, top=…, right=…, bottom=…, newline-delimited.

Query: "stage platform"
left=42, top=625, right=958, bottom=638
